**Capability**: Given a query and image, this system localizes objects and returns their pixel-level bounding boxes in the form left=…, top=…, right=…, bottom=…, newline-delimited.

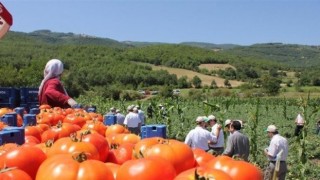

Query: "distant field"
left=135, top=62, right=244, bottom=87
left=198, top=63, right=236, bottom=71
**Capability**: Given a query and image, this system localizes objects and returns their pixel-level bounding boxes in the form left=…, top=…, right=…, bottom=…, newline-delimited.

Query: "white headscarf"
left=38, top=59, right=67, bottom=95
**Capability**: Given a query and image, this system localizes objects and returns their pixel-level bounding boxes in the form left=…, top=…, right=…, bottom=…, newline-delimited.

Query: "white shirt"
left=267, top=134, right=289, bottom=161
left=209, top=123, right=224, bottom=148
left=184, top=126, right=217, bottom=151
left=124, top=112, right=141, bottom=128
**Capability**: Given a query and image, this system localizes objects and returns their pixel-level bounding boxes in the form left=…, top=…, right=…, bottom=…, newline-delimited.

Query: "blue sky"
left=2, top=0, right=319, bottom=45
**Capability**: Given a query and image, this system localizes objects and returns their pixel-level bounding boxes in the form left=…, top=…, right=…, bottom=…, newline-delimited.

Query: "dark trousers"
left=128, top=127, right=140, bottom=135
left=294, top=125, right=304, bottom=136
left=264, top=161, right=287, bottom=180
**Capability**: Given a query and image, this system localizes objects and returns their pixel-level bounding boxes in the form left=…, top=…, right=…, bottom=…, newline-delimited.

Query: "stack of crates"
left=20, top=87, right=39, bottom=112
left=0, top=87, right=20, bottom=108
left=0, top=112, right=25, bottom=145
left=140, top=124, right=167, bottom=139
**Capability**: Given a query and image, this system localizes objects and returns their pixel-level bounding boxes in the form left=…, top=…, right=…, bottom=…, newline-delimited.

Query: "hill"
left=1, top=30, right=320, bottom=99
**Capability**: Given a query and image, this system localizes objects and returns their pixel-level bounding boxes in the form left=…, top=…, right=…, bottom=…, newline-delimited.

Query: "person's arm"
left=208, top=131, right=218, bottom=145
left=184, top=131, right=192, bottom=147
left=214, top=124, right=221, bottom=139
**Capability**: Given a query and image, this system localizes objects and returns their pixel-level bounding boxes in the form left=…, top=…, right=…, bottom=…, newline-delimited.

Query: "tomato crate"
left=103, top=115, right=117, bottom=125
left=1, top=112, right=18, bottom=126
left=140, top=124, right=167, bottom=139
left=1, top=127, right=25, bottom=145
left=20, top=103, right=39, bottom=113
left=23, top=114, right=37, bottom=126
left=0, top=87, right=20, bottom=108
left=20, top=87, right=39, bottom=104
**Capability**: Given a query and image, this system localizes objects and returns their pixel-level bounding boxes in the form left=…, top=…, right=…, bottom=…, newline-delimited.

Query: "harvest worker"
left=123, top=105, right=141, bottom=135
left=38, top=59, right=79, bottom=108
left=223, top=120, right=250, bottom=161
left=184, top=116, right=217, bottom=151
left=264, top=125, right=288, bottom=180
left=294, top=113, right=305, bottom=136
left=206, top=115, right=224, bottom=155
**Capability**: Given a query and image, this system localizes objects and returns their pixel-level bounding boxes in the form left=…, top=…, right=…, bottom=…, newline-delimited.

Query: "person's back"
left=116, top=110, right=125, bottom=125
left=185, top=116, right=216, bottom=151
left=223, top=120, right=250, bottom=161
left=230, top=131, right=250, bottom=160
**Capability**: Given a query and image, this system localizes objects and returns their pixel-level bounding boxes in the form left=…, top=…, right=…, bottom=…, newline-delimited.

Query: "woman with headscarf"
left=38, top=59, right=78, bottom=108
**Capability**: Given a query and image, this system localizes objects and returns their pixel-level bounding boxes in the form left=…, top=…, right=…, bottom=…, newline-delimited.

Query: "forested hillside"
left=1, top=30, right=320, bottom=99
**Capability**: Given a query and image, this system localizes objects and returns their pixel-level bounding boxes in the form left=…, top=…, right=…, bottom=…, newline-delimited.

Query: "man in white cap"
left=264, top=125, right=288, bottom=180
left=206, top=115, right=224, bottom=155
left=124, top=105, right=141, bottom=135
left=223, top=120, right=250, bottom=161
left=184, top=116, right=217, bottom=151
left=106, top=107, right=116, bottom=116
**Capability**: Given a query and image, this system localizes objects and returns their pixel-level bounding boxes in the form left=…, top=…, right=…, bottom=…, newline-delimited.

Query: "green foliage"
left=191, top=76, right=202, bottom=88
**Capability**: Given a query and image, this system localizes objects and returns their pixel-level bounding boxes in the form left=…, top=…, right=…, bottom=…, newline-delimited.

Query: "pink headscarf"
left=38, top=59, right=67, bottom=96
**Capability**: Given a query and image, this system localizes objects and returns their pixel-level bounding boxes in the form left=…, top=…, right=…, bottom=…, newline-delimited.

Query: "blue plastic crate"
left=103, top=115, right=117, bottom=125
left=0, top=87, right=20, bottom=108
left=20, top=87, right=39, bottom=104
left=1, top=112, right=18, bottom=126
left=14, top=107, right=26, bottom=117
left=20, top=103, right=39, bottom=113
left=141, top=124, right=167, bottom=139
left=1, top=126, right=25, bottom=145
left=29, top=108, right=40, bottom=115
left=23, top=114, right=37, bottom=126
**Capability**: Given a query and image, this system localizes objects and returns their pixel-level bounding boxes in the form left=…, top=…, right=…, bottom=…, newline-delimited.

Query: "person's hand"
left=67, top=98, right=77, bottom=107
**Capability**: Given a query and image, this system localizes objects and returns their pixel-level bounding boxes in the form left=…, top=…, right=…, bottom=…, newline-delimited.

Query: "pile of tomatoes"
left=0, top=106, right=262, bottom=180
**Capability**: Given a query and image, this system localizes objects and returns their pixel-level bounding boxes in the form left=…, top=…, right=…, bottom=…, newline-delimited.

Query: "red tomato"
left=105, top=162, right=120, bottom=179
left=47, top=136, right=100, bottom=160
left=0, top=168, right=32, bottom=180
left=107, top=143, right=134, bottom=165
left=25, top=126, right=42, bottom=142
left=63, top=112, right=89, bottom=127
left=143, top=139, right=196, bottom=174
left=133, top=137, right=165, bottom=159
left=192, top=148, right=215, bottom=167
left=206, top=155, right=263, bottom=180
left=36, top=154, right=114, bottom=180
left=82, top=120, right=107, bottom=136
left=174, top=167, right=232, bottom=180
left=116, top=157, right=176, bottom=180
left=105, top=124, right=129, bottom=136
left=24, top=135, right=40, bottom=145
left=0, top=146, right=46, bottom=179
left=41, top=122, right=81, bottom=142
left=82, top=133, right=110, bottom=162
left=0, top=143, right=18, bottom=156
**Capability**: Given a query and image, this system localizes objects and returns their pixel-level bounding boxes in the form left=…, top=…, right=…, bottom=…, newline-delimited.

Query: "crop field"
left=78, top=95, right=320, bottom=179
left=134, top=62, right=244, bottom=87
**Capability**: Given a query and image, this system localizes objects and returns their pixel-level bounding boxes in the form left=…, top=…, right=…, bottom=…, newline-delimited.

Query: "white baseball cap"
left=266, top=125, right=278, bottom=132
left=224, top=119, right=232, bottom=127
left=208, top=115, right=216, bottom=120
